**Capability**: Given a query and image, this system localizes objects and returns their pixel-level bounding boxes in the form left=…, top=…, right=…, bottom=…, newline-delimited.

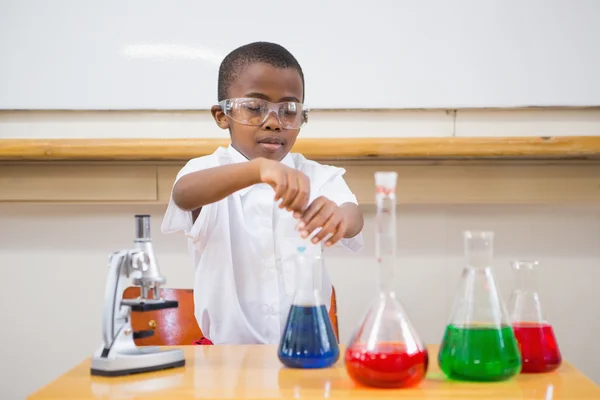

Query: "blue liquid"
left=278, top=305, right=339, bottom=368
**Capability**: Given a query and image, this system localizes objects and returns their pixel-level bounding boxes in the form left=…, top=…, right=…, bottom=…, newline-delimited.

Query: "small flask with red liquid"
left=508, top=260, right=562, bottom=373
left=344, top=172, right=429, bottom=389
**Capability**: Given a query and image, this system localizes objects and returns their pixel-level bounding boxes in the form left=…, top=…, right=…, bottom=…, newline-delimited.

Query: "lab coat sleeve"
left=160, top=156, right=217, bottom=247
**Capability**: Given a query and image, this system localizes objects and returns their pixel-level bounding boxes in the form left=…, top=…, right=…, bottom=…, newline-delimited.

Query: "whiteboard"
left=1, top=0, right=599, bottom=110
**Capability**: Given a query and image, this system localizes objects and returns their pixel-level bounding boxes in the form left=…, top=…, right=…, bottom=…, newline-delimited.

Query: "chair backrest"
left=124, top=286, right=340, bottom=345
left=330, top=286, right=340, bottom=342
left=124, top=287, right=202, bottom=346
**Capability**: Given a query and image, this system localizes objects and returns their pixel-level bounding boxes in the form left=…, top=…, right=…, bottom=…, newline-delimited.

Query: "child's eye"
left=282, top=104, right=299, bottom=116
left=242, top=103, right=262, bottom=113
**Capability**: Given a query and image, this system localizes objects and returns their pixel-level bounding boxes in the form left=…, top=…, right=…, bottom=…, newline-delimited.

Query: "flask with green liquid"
left=438, top=231, right=521, bottom=381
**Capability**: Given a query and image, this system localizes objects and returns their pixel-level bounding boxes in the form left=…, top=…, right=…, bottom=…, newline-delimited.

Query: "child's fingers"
left=301, top=202, right=336, bottom=239
left=325, top=219, right=347, bottom=247
left=289, top=173, right=309, bottom=214
left=273, top=170, right=287, bottom=202
left=298, top=198, right=323, bottom=231
left=280, top=171, right=298, bottom=210
left=311, top=213, right=340, bottom=244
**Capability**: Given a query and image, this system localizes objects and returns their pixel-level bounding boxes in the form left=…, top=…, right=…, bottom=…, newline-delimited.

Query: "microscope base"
left=91, top=347, right=185, bottom=377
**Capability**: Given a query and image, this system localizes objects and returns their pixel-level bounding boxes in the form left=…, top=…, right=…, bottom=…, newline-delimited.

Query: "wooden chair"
left=124, top=287, right=340, bottom=346
left=124, top=287, right=202, bottom=346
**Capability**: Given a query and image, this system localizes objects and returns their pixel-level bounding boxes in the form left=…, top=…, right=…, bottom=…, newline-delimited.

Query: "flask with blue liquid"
left=277, top=242, right=339, bottom=369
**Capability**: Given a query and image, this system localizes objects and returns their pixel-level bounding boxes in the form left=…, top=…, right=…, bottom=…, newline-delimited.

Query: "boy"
left=161, top=41, right=364, bottom=345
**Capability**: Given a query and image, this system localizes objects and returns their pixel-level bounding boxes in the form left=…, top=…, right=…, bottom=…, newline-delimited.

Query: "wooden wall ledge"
left=0, top=136, right=600, bottom=161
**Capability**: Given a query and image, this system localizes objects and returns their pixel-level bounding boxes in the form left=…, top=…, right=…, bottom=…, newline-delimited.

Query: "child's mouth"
left=257, top=137, right=284, bottom=152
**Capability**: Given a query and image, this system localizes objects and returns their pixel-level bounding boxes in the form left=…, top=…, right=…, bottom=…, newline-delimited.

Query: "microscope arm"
left=101, top=250, right=140, bottom=351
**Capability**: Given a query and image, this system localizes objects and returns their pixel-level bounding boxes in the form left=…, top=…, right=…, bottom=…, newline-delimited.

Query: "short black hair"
left=217, top=41, right=305, bottom=102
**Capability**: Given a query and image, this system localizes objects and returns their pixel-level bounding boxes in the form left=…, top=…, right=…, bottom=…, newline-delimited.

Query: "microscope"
left=90, top=215, right=185, bottom=376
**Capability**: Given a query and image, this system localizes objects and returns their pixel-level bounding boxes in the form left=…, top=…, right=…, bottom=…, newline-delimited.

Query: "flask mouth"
left=463, top=230, right=494, bottom=241
left=510, top=260, right=540, bottom=292
left=374, top=171, right=398, bottom=195
left=510, top=260, right=539, bottom=270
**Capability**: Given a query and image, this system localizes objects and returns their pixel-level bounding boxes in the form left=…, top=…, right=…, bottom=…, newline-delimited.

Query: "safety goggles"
left=218, top=98, right=309, bottom=129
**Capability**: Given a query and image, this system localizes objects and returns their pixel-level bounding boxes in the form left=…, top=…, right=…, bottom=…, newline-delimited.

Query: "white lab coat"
left=162, top=145, right=363, bottom=344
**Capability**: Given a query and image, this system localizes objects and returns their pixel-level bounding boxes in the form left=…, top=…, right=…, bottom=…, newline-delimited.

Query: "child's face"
left=211, top=62, right=304, bottom=161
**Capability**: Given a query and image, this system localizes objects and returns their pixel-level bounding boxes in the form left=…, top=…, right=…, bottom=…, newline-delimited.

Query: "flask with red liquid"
left=344, top=172, right=429, bottom=389
left=508, top=260, right=562, bottom=373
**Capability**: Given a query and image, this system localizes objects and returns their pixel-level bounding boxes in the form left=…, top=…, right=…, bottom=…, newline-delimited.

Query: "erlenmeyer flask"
left=278, top=242, right=339, bottom=369
left=344, top=172, right=428, bottom=388
left=438, top=231, right=521, bottom=381
left=508, top=260, right=562, bottom=373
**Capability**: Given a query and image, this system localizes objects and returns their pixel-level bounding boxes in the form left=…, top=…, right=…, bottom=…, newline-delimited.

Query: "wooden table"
left=29, top=345, right=600, bottom=399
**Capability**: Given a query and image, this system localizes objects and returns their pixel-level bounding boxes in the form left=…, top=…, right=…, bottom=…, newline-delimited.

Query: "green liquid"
left=438, top=324, right=521, bottom=381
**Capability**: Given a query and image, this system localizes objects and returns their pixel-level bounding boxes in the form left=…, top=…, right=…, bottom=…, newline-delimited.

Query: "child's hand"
left=297, top=196, right=347, bottom=247
left=258, top=158, right=310, bottom=213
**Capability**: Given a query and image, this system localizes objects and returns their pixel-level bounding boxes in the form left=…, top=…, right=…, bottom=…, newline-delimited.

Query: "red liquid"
left=344, top=343, right=428, bottom=388
left=513, top=323, right=562, bottom=373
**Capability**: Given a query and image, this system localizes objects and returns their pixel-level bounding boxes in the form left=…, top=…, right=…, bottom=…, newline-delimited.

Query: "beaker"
left=508, top=260, right=562, bottom=373
left=438, top=231, right=521, bottom=381
left=278, top=243, right=339, bottom=369
left=344, top=172, right=428, bottom=388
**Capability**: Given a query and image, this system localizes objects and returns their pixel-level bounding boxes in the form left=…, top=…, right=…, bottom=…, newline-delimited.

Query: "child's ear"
left=211, top=105, right=229, bottom=130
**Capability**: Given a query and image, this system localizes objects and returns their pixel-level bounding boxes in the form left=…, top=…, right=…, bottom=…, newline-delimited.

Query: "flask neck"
left=378, top=260, right=395, bottom=295
left=508, top=260, right=546, bottom=324
left=464, top=231, right=494, bottom=269
left=512, top=260, right=539, bottom=293
left=293, top=245, right=324, bottom=306
left=376, top=192, right=396, bottom=295
left=374, top=171, right=398, bottom=296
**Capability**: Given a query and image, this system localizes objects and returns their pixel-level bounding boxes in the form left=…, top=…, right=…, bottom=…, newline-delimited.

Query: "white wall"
left=1, top=202, right=599, bottom=399
left=2, top=0, right=600, bottom=109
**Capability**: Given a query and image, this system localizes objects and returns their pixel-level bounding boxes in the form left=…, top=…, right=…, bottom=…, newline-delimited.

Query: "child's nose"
left=263, top=110, right=282, bottom=131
